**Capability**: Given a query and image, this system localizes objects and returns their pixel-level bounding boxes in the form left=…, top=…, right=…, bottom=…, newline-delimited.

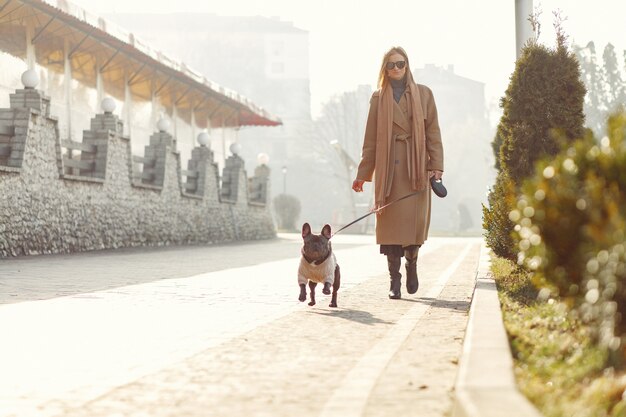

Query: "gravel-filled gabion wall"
left=0, top=87, right=275, bottom=257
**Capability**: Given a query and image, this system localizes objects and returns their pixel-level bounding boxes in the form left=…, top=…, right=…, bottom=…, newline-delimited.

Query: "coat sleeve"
left=356, top=93, right=379, bottom=181
left=423, top=87, right=444, bottom=172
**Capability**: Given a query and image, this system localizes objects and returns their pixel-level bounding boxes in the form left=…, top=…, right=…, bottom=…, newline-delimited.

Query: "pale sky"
left=70, top=0, right=626, bottom=123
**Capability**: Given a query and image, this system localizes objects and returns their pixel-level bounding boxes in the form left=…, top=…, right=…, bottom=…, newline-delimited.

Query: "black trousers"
left=379, top=244, right=420, bottom=257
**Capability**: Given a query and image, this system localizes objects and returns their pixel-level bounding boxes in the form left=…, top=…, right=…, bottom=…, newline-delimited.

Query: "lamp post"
left=515, top=0, right=534, bottom=58
left=257, top=153, right=270, bottom=166
left=282, top=165, right=287, bottom=194
left=330, top=140, right=358, bottom=220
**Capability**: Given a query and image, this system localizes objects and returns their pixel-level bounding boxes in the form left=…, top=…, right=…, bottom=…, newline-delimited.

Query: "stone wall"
left=0, top=87, right=275, bottom=257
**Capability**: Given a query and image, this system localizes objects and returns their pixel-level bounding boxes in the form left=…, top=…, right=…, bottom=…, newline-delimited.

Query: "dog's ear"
left=321, top=224, right=332, bottom=239
left=302, top=223, right=311, bottom=238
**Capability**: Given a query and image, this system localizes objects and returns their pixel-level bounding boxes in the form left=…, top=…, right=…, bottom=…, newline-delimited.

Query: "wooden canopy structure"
left=0, top=0, right=282, bottom=128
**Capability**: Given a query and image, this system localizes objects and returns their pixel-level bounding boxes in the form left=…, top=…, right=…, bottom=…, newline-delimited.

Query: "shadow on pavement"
left=308, top=308, right=394, bottom=325
left=401, top=296, right=471, bottom=312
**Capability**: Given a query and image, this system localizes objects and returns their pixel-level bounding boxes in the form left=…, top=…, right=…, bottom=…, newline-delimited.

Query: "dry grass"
left=492, top=256, right=626, bottom=417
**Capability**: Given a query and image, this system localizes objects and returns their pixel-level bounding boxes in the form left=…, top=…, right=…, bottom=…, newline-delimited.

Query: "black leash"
left=330, top=190, right=421, bottom=238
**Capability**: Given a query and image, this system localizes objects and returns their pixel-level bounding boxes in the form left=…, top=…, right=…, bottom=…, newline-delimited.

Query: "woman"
left=352, top=46, right=444, bottom=299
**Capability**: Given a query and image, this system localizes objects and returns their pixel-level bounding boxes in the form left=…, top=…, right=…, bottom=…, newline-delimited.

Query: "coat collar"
left=392, top=94, right=411, bottom=133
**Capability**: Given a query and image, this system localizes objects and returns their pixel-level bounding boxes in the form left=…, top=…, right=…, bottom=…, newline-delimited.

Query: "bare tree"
left=315, top=85, right=373, bottom=164
left=575, top=41, right=626, bottom=136
left=313, top=85, right=375, bottom=229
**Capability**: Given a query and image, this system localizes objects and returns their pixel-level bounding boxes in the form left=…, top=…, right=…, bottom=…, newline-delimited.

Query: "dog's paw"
left=298, top=293, right=306, bottom=302
left=329, top=302, right=337, bottom=308
left=308, top=300, right=316, bottom=306
left=322, top=282, right=331, bottom=295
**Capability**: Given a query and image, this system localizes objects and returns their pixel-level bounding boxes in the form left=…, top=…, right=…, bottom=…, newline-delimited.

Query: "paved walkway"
left=0, top=235, right=482, bottom=417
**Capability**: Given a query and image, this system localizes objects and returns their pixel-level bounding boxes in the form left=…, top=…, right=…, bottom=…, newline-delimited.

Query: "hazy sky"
left=70, top=0, right=626, bottom=123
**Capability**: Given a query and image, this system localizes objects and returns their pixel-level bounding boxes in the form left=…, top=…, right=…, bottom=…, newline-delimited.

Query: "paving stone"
left=0, top=236, right=482, bottom=417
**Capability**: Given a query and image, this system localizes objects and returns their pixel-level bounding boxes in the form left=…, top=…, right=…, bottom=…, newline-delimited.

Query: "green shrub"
left=491, top=126, right=505, bottom=173
left=483, top=171, right=517, bottom=261
left=499, top=40, right=585, bottom=186
left=513, top=112, right=626, bottom=363
left=484, top=26, right=586, bottom=260
left=272, top=193, right=301, bottom=231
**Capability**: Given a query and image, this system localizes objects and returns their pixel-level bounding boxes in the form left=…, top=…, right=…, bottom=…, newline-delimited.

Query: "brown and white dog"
left=298, top=223, right=340, bottom=307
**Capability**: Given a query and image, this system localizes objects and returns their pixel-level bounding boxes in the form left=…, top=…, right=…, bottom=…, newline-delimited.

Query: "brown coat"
left=356, top=84, right=444, bottom=245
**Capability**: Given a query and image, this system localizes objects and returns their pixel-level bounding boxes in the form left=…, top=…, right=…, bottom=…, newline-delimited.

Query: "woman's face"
left=386, top=52, right=407, bottom=81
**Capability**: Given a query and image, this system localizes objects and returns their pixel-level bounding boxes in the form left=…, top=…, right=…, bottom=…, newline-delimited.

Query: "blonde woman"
left=352, top=46, right=444, bottom=299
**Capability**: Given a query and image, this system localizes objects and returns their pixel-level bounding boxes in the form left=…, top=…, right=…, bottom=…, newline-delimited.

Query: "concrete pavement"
left=0, top=235, right=482, bottom=417
left=453, top=245, right=543, bottom=417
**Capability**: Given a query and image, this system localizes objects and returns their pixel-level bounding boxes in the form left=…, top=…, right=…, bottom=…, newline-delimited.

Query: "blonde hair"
left=377, top=46, right=415, bottom=89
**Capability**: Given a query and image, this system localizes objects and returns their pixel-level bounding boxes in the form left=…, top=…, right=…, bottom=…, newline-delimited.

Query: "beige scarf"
left=374, top=77, right=427, bottom=206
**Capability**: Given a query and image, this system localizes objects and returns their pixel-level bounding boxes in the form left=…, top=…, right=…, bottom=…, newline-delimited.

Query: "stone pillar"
left=141, top=119, right=175, bottom=187
left=0, top=110, right=16, bottom=167
left=4, top=78, right=51, bottom=168
left=249, top=163, right=270, bottom=205
left=186, top=145, right=215, bottom=196
left=220, top=143, right=245, bottom=203
left=79, top=99, right=123, bottom=179
left=9, top=87, right=51, bottom=117
left=64, top=38, right=73, bottom=139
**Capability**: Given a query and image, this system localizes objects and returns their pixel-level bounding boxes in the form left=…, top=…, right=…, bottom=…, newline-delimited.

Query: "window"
left=271, top=62, right=284, bottom=74
left=271, top=41, right=284, bottom=56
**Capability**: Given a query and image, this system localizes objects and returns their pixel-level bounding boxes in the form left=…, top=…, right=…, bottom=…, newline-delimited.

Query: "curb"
left=453, top=242, right=543, bottom=417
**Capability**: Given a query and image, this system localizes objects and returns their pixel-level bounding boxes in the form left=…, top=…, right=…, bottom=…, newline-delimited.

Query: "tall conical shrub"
left=484, top=22, right=586, bottom=259
left=499, top=39, right=586, bottom=185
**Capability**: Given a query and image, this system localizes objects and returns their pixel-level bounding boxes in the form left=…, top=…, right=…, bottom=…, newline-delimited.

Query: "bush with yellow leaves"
left=513, top=113, right=626, bottom=364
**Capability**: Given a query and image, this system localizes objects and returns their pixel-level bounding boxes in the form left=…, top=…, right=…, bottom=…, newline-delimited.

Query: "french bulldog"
left=298, top=223, right=340, bottom=308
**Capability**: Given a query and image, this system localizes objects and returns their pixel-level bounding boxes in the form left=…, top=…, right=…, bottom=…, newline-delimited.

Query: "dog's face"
left=301, top=223, right=332, bottom=260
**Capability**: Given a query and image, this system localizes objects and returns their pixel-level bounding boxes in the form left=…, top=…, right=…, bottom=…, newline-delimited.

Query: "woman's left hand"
left=429, top=170, right=443, bottom=180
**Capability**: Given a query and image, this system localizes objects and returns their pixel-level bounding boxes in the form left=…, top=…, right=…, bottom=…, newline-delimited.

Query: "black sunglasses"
left=386, top=60, right=406, bottom=70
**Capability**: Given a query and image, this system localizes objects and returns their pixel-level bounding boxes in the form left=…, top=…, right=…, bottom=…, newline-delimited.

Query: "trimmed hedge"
left=273, top=193, right=301, bottom=231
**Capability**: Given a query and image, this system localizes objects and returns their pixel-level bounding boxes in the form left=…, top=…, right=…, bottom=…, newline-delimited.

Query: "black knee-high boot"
left=387, top=255, right=402, bottom=299
left=404, top=246, right=419, bottom=294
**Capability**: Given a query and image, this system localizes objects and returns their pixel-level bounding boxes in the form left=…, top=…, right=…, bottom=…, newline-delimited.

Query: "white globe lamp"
left=257, top=153, right=270, bottom=165
left=157, top=117, right=170, bottom=133
left=197, top=131, right=210, bottom=147
left=229, top=142, right=242, bottom=155
left=101, top=97, right=116, bottom=114
left=21, top=69, right=39, bottom=89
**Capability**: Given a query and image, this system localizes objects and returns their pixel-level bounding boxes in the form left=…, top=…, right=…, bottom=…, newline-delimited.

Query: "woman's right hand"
left=352, top=179, right=365, bottom=192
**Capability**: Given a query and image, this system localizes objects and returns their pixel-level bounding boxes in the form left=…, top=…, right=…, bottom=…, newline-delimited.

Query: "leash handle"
left=330, top=190, right=420, bottom=238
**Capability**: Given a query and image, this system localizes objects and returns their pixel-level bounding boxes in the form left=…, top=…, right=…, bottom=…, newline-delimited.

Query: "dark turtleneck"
left=390, top=76, right=407, bottom=103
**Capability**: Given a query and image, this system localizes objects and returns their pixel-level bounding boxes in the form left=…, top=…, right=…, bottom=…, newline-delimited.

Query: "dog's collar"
left=302, top=249, right=331, bottom=266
